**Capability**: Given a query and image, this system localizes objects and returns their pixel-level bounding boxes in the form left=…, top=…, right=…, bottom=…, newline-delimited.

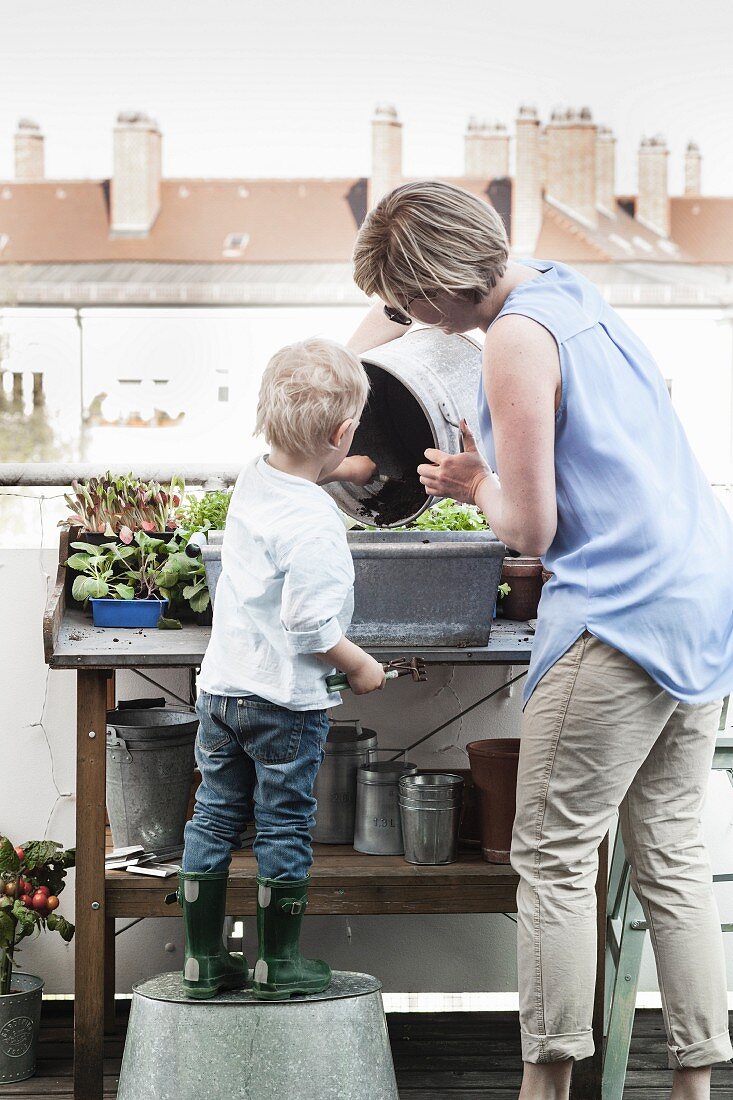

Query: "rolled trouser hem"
left=521, top=1027, right=594, bottom=1063
left=667, top=1031, right=733, bottom=1069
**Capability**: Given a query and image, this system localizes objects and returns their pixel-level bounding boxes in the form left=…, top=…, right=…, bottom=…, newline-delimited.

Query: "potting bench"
left=43, top=534, right=607, bottom=1100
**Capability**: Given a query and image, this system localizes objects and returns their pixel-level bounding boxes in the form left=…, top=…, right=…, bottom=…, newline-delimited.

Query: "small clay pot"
left=500, top=556, right=544, bottom=621
left=466, top=739, right=520, bottom=864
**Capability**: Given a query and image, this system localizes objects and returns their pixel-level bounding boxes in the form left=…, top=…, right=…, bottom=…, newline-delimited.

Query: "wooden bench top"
left=106, top=843, right=520, bottom=918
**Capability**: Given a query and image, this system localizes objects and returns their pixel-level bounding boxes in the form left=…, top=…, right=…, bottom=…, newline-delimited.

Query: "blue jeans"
left=183, top=691, right=329, bottom=881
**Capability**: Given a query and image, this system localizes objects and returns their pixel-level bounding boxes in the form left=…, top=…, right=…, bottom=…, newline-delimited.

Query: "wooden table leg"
left=104, top=915, right=116, bottom=1032
left=74, top=669, right=109, bottom=1100
left=571, top=832, right=609, bottom=1100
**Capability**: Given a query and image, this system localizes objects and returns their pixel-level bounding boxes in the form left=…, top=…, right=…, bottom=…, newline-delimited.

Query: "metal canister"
left=353, top=757, right=417, bottom=855
left=398, top=774, right=464, bottom=865
left=312, top=721, right=378, bottom=844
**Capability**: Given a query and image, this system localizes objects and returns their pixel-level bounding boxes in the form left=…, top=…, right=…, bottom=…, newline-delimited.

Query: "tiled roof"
left=0, top=174, right=731, bottom=265
left=670, top=197, right=733, bottom=263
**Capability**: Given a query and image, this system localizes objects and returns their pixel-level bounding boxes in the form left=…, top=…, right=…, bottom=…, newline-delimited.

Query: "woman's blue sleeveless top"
left=477, top=259, right=733, bottom=707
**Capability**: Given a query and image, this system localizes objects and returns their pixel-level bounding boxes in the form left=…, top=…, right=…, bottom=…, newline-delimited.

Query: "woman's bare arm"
left=346, top=302, right=409, bottom=355
left=417, top=314, right=560, bottom=556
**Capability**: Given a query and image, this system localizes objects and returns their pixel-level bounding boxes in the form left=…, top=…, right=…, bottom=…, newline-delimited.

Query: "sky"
left=1, top=1, right=732, bottom=195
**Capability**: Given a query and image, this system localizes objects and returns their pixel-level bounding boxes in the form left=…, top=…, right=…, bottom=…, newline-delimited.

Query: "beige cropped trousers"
left=511, top=630, right=732, bottom=1067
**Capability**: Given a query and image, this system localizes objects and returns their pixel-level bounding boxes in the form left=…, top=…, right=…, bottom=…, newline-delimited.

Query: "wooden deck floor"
left=3, top=1002, right=732, bottom=1098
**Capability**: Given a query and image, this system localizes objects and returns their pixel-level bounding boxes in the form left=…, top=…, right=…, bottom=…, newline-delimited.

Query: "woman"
left=348, top=180, right=733, bottom=1100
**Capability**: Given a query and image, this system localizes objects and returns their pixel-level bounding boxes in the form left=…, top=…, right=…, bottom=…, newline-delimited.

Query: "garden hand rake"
left=326, top=656, right=427, bottom=694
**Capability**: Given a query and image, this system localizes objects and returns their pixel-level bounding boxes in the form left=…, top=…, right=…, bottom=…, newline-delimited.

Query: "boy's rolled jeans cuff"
left=521, top=1027, right=594, bottom=1064
left=667, top=1031, right=733, bottom=1070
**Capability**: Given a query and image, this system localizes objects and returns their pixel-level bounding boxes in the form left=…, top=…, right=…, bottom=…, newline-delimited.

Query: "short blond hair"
left=255, top=337, right=369, bottom=457
left=353, top=179, right=509, bottom=311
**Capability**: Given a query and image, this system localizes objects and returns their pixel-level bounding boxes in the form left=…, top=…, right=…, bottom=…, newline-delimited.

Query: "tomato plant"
left=0, top=836, right=75, bottom=996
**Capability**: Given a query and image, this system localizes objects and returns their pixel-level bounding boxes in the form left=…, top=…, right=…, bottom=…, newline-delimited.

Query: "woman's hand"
left=417, top=421, right=494, bottom=504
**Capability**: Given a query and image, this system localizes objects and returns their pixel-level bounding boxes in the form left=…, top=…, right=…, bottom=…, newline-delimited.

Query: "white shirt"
left=197, top=456, right=354, bottom=710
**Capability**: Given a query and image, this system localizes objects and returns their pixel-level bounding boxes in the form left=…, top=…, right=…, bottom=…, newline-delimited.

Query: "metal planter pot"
left=347, top=529, right=505, bottom=647
left=204, top=529, right=505, bottom=648
left=0, top=974, right=43, bottom=1084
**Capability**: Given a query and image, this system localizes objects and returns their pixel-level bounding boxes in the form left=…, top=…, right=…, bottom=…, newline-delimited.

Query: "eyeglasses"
left=383, top=304, right=412, bottom=326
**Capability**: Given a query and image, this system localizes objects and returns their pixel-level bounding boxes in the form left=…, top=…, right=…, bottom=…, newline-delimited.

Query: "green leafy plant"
left=0, top=837, right=75, bottom=996
left=498, top=582, right=511, bottom=599
left=59, top=471, right=185, bottom=541
left=412, top=499, right=490, bottom=532
left=67, top=529, right=210, bottom=624
left=179, top=489, right=232, bottom=532
left=348, top=498, right=492, bottom=533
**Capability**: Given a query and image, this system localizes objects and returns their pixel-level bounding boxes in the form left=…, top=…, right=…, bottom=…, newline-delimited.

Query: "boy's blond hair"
left=353, top=179, right=509, bottom=311
left=255, top=338, right=369, bottom=458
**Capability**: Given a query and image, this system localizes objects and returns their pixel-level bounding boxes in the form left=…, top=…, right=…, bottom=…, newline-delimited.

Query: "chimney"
left=544, top=106, right=598, bottom=226
left=596, top=126, right=616, bottom=216
left=111, top=111, right=162, bottom=236
left=14, top=119, right=44, bottom=180
left=684, top=140, right=701, bottom=195
left=637, top=135, right=670, bottom=237
left=370, top=103, right=402, bottom=208
left=512, top=105, right=542, bottom=256
left=464, top=118, right=509, bottom=179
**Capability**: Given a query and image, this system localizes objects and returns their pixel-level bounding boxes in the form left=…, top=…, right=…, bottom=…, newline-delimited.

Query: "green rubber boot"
left=252, top=876, right=332, bottom=1000
left=177, top=870, right=249, bottom=999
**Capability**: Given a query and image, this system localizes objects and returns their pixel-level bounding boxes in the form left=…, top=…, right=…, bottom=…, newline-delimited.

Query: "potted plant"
left=178, top=487, right=232, bottom=536
left=0, top=837, right=75, bottom=1084
left=201, top=498, right=506, bottom=647
left=60, top=471, right=185, bottom=542
left=67, top=529, right=210, bottom=629
left=59, top=472, right=186, bottom=610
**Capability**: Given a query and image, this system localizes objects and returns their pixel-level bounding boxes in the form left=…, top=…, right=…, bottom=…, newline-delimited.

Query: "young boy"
left=178, top=337, right=385, bottom=1001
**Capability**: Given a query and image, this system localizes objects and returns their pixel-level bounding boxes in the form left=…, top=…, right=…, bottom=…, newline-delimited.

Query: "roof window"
left=223, top=232, right=250, bottom=257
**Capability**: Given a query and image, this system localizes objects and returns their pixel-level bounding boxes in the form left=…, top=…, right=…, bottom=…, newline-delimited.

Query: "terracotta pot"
left=500, top=556, right=544, bottom=621
left=466, top=738, right=520, bottom=864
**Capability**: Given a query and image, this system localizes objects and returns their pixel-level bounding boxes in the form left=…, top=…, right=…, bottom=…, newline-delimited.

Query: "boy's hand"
left=320, top=455, right=378, bottom=486
left=346, top=653, right=386, bottom=695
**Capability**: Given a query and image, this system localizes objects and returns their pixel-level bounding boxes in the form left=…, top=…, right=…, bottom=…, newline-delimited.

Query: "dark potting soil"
left=357, top=475, right=421, bottom=526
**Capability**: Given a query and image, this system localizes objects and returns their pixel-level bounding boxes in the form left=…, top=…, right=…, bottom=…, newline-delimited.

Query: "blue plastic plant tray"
left=90, top=598, right=168, bottom=629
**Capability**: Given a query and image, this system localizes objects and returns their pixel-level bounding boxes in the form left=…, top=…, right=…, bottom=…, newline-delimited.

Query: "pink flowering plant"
left=60, top=472, right=185, bottom=543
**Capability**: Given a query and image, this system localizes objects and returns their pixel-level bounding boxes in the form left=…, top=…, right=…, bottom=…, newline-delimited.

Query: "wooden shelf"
left=106, top=841, right=520, bottom=918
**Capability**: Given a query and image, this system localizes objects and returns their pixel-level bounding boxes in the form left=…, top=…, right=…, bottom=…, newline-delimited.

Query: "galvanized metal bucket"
left=0, top=974, right=43, bottom=1084
left=106, top=705, right=199, bottom=851
left=346, top=529, right=505, bottom=647
left=117, top=970, right=398, bottom=1100
left=202, top=521, right=505, bottom=649
left=312, top=720, right=378, bottom=844
left=353, top=756, right=417, bottom=855
left=399, top=774, right=464, bottom=865
left=326, top=328, right=484, bottom=527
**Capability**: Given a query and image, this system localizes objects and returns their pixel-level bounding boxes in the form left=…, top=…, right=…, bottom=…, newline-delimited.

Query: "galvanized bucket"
left=117, top=970, right=398, bottom=1100
left=353, top=756, right=417, bottom=856
left=106, top=704, right=199, bottom=852
left=312, top=721, right=378, bottom=844
left=0, top=974, right=43, bottom=1084
left=346, top=529, right=505, bottom=647
left=399, top=774, right=464, bottom=865
left=326, top=328, right=484, bottom=527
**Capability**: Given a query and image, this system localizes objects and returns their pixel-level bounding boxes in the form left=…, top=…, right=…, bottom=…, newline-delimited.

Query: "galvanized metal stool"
left=116, top=970, right=399, bottom=1100
left=603, top=697, right=733, bottom=1100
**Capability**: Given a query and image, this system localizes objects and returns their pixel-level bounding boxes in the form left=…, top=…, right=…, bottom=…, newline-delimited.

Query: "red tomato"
left=31, top=892, right=49, bottom=912
left=46, top=896, right=60, bottom=911
left=14, top=847, right=24, bottom=862
left=34, top=885, right=50, bottom=898
left=20, top=896, right=33, bottom=909
left=18, top=878, right=32, bottom=895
